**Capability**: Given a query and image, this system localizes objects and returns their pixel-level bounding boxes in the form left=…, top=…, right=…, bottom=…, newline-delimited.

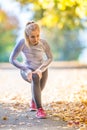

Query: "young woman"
left=9, top=21, right=53, bottom=119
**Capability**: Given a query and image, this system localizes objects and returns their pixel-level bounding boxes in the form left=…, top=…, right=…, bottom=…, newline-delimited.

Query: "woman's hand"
left=33, top=69, right=42, bottom=79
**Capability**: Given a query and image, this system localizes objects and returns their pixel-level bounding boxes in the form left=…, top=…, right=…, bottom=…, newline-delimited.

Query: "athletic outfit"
left=9, top=38, right=52, bottom=118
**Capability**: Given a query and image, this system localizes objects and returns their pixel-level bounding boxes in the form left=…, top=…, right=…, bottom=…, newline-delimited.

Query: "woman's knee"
left=32, top=73, right=39, bottom=80
left=20, top=70, right=29, bottom=82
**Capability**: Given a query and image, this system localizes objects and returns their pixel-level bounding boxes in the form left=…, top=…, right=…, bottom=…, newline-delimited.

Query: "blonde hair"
left=24, top=21, right=40, bottom=47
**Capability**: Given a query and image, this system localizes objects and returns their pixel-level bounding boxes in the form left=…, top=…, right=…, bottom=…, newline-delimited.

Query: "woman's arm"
left=9, top=39, right=28, bottom=70
left=37, top=39, right=53, bottom=72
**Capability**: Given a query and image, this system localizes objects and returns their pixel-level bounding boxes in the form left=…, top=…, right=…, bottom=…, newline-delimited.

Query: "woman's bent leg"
left=31, top=69, right=48, bottom=109
left=32, top=73, right=42, bottom=108
left=20, top=70, right=36, bottom=110
left=20, top=70, right=30, bottom=83
left=40, top=69, right=48, bottom=91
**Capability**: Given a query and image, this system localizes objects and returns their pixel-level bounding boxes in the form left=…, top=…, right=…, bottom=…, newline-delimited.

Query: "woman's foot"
left=36, top=108, right=46, bottom=119
left=30, top=100, right=37, bottom=111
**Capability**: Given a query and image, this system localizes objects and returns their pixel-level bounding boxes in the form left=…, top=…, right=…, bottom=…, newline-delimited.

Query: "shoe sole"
left=30, top=108, right=37, bottom=111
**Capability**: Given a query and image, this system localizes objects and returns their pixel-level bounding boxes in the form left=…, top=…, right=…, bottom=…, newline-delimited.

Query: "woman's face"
left=28, top=29, right=40, bottom=46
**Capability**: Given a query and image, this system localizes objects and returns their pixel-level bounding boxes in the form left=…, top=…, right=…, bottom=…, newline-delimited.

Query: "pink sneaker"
left=36, top=108, right=46, bottom=119
left=30, top=100, right=37, bottom=111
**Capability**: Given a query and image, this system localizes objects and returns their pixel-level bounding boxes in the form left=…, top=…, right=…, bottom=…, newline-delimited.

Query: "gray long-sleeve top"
left=9, top=39, right=53, bottom=73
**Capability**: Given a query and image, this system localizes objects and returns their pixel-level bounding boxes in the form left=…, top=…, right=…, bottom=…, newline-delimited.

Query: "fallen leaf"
left=2, top=116, right=8, bottom=120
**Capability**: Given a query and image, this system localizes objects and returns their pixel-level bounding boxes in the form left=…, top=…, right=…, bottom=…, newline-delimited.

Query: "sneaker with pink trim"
left=30, top=100, right=37, bottom=111
left=36, top=108, right=46, bottom=119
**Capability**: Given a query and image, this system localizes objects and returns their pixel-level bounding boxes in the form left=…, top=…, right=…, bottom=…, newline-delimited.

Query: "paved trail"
left=0, top=63, right=87, bottom=130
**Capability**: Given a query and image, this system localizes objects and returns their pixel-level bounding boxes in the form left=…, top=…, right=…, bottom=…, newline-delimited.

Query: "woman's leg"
left=20, top=69, right=48, bottom=108
left=31, top=69, right=48, bottom=109
left=31, top=73, right=41, bottom=108
left=21, top=69, right=48, bottom=118
left=20, top=70, right=37, bottom=110
left=20, top=70, right=30, bottom=83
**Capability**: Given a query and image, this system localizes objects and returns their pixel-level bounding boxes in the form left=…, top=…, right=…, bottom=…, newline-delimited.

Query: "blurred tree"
left=16, top=0, right=87, bottom=30
left=0, top=9, right=19, bottom=62
left=42, top=27, right=85, bottom=60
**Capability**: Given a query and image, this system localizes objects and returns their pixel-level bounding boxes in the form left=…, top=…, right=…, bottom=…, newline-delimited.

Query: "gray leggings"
left=20, top=69, right=48, bottom=108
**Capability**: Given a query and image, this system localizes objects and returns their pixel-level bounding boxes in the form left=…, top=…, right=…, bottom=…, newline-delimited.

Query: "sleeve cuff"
left=36, top=69, right=42, bottom=73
